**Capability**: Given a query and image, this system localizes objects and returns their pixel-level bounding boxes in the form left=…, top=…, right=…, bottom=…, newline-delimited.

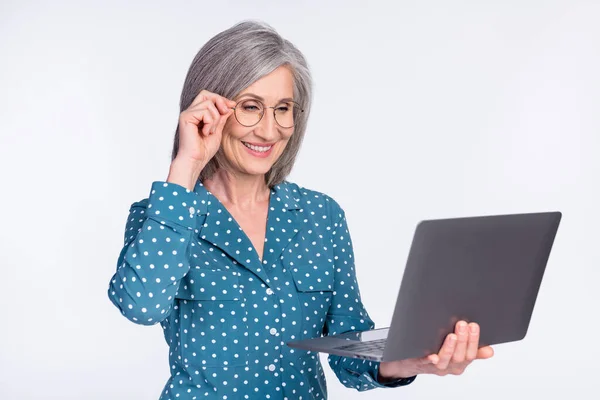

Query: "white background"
left=1, top=0, right=598, bottom=399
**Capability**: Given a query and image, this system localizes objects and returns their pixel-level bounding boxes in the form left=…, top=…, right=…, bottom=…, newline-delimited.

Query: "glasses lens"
left=274, top=102, right=296, bottom=128
left=235, top=99, right=263, bottom=126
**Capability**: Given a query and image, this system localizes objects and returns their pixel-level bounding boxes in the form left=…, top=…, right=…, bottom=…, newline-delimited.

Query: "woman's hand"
left=378, top=321, right=494, bottom=382
left=175, top=89, right=236, bottom=166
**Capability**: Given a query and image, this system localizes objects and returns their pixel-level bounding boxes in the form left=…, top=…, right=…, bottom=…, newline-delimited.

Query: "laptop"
left=287, top=211, right=562, bottom=362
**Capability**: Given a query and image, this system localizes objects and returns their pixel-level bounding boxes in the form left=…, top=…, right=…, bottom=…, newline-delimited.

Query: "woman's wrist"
left=167, top=157, right=206, bottom=191
left=378, top=361, right=418, bottom=382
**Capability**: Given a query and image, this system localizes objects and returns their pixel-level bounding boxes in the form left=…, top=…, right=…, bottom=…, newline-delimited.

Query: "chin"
left=242, top=165, right=274, bottom=177
left=239, top=152, right=282, bottom=176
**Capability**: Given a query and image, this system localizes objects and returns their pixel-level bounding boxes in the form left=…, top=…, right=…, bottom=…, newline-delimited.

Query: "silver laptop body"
left=287, top=211, right=562, bottom=362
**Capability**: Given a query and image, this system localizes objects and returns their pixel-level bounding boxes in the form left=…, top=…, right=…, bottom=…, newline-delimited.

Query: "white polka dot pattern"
left=108, top=180, right=414, bottom=399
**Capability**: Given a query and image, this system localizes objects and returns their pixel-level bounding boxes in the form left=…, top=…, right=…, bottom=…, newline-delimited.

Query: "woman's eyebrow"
left=236, top=93, right=295, bottom=103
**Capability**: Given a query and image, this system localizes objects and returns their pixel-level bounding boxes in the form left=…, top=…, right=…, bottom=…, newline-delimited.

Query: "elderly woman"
left=108, top=20, right=493, bottom=399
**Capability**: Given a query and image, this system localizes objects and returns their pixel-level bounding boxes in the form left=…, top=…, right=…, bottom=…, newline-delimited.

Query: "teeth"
left=243, top=142, right=272, bottom=153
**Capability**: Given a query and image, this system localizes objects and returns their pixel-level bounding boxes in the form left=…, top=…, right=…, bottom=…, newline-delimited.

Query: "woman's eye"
left=244, top=105, right=260, bottom=111
left=276, top=106, right=290, bottom=112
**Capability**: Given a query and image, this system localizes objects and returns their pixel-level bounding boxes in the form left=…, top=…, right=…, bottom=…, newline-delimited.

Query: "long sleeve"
left=107, top=181, right=207, bottom=325
left=325, top=207, right=416, bottom=390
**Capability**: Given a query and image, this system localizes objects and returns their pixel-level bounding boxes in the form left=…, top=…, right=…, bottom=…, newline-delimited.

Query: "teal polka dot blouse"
left=108, top=180, right=415, bottom=399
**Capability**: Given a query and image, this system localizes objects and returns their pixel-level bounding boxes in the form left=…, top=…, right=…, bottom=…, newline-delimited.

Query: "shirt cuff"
left=146, top=181, right=207, bottom=230
left=372, top=363, right=417, bottom=388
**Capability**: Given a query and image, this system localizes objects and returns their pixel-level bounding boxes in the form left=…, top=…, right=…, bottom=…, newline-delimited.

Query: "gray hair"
left=171, top=20, right=313, bottom=188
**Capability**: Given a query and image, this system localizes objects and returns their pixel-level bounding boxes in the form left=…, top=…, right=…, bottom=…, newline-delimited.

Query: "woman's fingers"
left=420, top=322, right=492, bottom=376
left=465, top=322, right=480, bottom=361
left=189, top=92, right=206, bottom=109
left=191, top=92, right=235, bottom=135
left=215, top=96, right=235, bottom=114
left=186, top=100, right=220, bottom=136
left=427, top=353, right=439, bottom=365
left=180, top=108, right=211, bottom=136
left=190, top=89, right=234, bottom=112
left=477, top=345, right=494, bottom=359
left=414, top=323, right=493, bottom=376
left=215, top=108, right=234, bottom=135
left=452, top=321, right=469, bottom=363
left=189, top=90, right=214, bottom=108
left=176, top=89, right=235, bottom=163
left=436, top=333, right=457, bottom=370
left=203, top=100, right=221, bottom=134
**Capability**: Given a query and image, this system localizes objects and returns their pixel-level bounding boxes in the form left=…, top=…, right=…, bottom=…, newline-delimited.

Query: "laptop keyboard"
left=334, top=338, right=387, bottom=354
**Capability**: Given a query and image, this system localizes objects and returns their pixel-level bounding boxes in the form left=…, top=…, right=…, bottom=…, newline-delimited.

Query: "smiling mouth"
left=242, top=141, right=273, bottom=153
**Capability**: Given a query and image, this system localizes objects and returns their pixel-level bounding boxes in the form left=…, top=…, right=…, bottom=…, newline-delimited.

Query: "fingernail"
left=458, top=322, right=466, bottom=333
left=470, top=324, right=478, bottom=334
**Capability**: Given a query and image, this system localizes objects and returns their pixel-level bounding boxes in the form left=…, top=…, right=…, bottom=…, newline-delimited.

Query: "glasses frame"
left=230, top=99, right=304, bottom=128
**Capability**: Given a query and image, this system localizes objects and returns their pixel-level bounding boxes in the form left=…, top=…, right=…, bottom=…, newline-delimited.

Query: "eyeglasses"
left=231, top=98, right=304, bottom=128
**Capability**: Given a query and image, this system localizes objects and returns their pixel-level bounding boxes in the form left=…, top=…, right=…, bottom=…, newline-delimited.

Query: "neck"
left=202, top=168, right=270, bottom=209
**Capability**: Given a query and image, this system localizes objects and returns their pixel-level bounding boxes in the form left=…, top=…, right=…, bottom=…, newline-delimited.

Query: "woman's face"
left=220, top=66, right=296, bottom=178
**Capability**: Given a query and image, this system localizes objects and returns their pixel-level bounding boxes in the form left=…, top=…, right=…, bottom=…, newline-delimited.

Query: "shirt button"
left=269, top=327, right=277, bottom=335
left=266, top=288, right=274, bottom=295
left=268, top=364, right=276, bottom=372
left=188, top=207, right=195, bottom=214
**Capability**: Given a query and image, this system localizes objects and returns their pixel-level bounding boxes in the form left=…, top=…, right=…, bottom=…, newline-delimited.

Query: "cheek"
left=223, top=118, right=245, bottom=140
left=282, top=129, right=294, bottom=144
left=223, top=131, right=244, bottom=148
left=277, top=130, right=292, bottom=144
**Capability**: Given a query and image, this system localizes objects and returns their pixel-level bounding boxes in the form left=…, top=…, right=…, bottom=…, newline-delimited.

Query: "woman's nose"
left=255, top=109, right=279, bottom=138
